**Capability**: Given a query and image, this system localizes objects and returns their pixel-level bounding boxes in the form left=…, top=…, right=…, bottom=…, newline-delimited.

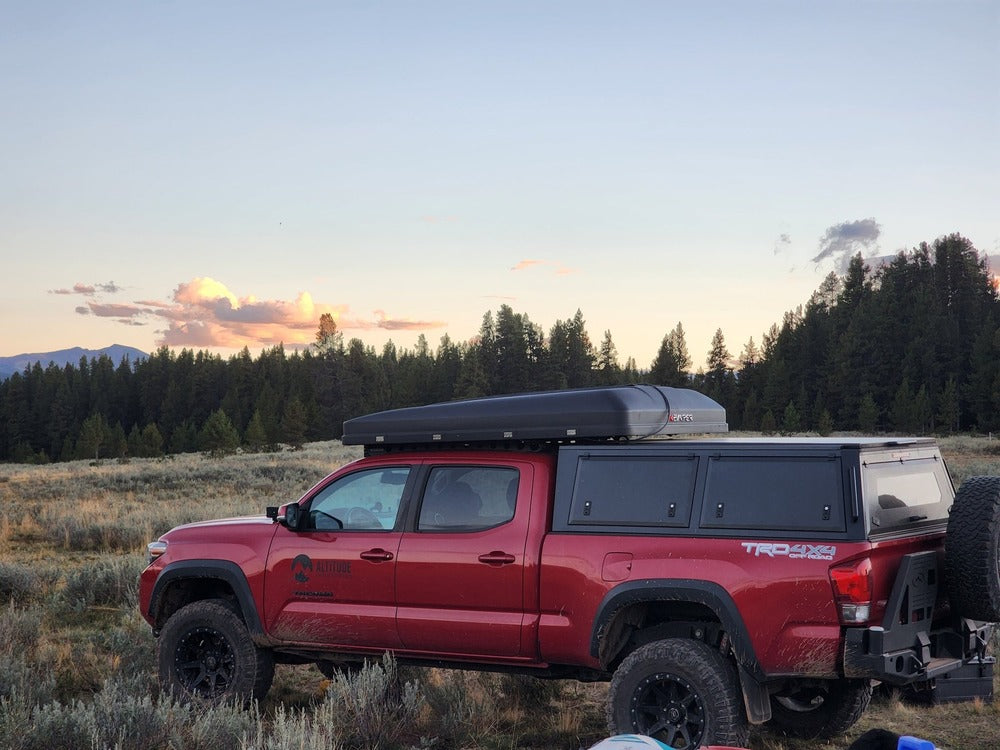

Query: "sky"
left=2, top=1, right=998, bottom=370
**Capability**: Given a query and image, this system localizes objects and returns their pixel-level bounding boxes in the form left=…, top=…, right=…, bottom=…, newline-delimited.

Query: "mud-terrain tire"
left=607, top=638, right=748, bottom=749
left=768, top=679, right=872, bottom=738
left=945, top=476, right=1000, bottom=622
left=158, top=599, right=274, bottom=704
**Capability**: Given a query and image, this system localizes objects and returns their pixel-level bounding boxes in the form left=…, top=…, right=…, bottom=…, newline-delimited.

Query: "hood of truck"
left=160, top=515, right=274, bottom=540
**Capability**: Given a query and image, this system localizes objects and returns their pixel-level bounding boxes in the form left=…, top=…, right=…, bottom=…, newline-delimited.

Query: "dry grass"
left=0, top=437, right=998, bottom=748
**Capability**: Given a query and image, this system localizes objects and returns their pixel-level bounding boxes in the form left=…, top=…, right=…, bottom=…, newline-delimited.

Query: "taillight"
left=829, top=557, right=873, bottom=625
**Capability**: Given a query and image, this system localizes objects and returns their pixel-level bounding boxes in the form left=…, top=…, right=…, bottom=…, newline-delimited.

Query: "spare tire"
left=945, top=476, right=1000, bottom=622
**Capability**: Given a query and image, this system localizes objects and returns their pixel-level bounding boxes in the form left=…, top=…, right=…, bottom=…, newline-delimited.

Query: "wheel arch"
left=592, top=579, right=772, bottom=724
left=148, top=559, right=263, bottom=635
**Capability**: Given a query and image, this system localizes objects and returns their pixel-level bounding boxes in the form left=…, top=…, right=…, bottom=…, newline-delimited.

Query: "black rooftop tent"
left=341, top=384, right=727, bottom=448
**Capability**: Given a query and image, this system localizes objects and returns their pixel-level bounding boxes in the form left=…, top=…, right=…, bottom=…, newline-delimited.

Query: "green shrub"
left=0, top=563, right=38, bottom=603
left=495, top=673, right=564, bottom=711
left=321, top=653, right=423, bottom=750
left=0, top=606, right=41, bottom=657
left=60, top=556, right=144, bottom=611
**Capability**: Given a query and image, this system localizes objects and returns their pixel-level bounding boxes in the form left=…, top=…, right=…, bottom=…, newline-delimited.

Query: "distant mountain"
left=0, top=344, right=149, bottom=380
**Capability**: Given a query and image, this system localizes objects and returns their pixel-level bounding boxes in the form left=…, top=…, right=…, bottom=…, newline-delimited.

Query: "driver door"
left=264, top=464, right=413, bottom=650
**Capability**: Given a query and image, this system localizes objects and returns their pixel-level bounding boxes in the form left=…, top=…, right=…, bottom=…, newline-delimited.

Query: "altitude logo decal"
left=291, top=554, right=313, bottom=583
left=290, top=554, right=353, bottom=585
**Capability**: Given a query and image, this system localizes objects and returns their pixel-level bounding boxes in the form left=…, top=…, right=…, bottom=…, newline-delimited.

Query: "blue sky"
left=2, top=1, right=998, bottom=369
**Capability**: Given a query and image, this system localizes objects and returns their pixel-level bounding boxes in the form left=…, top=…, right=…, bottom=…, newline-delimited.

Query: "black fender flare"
left=148, top=559, right=264, bottom=635
left=591, top=579, right=771, bottom=723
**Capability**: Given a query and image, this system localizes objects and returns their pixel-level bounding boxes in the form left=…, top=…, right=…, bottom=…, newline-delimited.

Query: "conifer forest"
left=2, top=234, right=998, bottom=464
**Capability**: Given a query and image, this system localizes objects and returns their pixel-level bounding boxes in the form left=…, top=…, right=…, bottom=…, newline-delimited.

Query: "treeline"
left=1, top=233, right=997, bottom=464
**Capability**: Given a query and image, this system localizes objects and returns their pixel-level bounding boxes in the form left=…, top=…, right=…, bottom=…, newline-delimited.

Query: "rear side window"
left=568, top=456, right=697, bottom=527
left=418, top=466, right=519, bottom=531
left=863, top=458, right=952, bottom=533
left=701, top=456, right=845, bottom=532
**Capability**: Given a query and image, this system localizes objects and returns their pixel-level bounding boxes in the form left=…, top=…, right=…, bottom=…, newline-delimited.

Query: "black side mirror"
left=284, top=503, right=302, bottom=531
left=268, top=503, right=304, bottom=530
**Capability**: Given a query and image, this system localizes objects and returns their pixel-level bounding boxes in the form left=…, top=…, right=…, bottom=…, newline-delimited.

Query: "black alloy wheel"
left=173, top=623, right=238, bottom=698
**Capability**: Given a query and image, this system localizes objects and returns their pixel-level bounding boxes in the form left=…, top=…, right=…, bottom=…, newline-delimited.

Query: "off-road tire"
left=158, top=599, right=274, bottom=704
left=768, top=679, right=872, bottom=738
left=945, top=476, right=1000, bottom=622
left=607, top=638, right=749, bottom=749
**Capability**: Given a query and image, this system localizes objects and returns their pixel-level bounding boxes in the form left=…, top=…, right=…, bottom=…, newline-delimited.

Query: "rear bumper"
left=844, top=617, right=993, bottom=684
left=842, top=550, right=994, bottom=685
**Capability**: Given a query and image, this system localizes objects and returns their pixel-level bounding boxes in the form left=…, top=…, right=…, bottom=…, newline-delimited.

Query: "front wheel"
left=607, top=638, right=748, bottom=749
left=158, top=599, right=274, bottom=704
left=768, top=679, right=872, bottom=738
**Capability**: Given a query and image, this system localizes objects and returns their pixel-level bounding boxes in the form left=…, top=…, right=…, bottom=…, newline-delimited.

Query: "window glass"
left=863, top=460, right=950, bottom=533
left=308, top=467, right=410, bottom=531
left=418, top=466, right=519, bottom=531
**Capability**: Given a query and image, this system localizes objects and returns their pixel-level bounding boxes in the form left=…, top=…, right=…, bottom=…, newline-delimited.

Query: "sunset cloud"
left=60, top=275, right=448, bottom=349
left=373, top=309, right=447, bottom=331
left=50, top=281, right=122, bottom=296
left=511, top=259, right=544, bottom=271
left=510, top=259, right=577, bottom=275
left=812, top=219, right=881, bottom=274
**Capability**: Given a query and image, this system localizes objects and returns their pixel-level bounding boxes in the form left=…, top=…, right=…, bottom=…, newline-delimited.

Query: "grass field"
left=0, top=436, right=997, bottom=749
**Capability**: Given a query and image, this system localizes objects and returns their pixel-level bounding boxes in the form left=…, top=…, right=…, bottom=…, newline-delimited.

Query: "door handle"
left=360, top=548, right=394, bottom=562
left=478, top=551, right=515, bottom=566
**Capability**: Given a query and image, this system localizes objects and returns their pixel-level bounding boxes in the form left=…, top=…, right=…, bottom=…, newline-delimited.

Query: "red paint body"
left=139, top=447, right=947, bottom=680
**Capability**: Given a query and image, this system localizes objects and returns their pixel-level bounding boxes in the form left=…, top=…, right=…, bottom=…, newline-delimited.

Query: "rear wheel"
left=607, top=638, right=748, bottom=749
left=945, top=476, right=1000, bottom=622
left=768, top=679, right=872, bottom=738
left=158, top=600, right=274, bottom=704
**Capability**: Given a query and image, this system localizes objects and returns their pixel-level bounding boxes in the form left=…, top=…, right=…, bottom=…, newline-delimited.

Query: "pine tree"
left=858, top=393, right=879, bottom=434
left=244, top=410, right=269, bottom=452
left=76, top=413, right=109, bottom=461
left=781, top=402, right=801, bottom=435
left=281, top=397, right=308, bottom=450
left=649, top=323, right=691, bottom=387
left=596, top=330, right=622, bottom=385
left=816, top=409, right=833, bottom=436
left=198, top=410, right=240, bottom=457
left=140, top=423, right=164, bottom=457
left=936, top=377, right=960, bottom=433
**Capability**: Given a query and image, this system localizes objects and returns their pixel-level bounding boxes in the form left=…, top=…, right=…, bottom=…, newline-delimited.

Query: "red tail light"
left=829, top=557, right=873, bottom=625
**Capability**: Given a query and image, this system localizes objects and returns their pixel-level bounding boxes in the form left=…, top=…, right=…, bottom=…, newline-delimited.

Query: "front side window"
left=418, top=466, right=519, bottom=531
left=307, top=467, right=410, bottom=531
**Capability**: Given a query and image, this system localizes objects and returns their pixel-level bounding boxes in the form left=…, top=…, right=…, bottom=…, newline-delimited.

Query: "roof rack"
left=341, top=384, right=727, bottom=449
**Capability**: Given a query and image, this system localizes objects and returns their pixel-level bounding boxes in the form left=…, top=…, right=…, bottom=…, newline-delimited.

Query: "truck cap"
left=341, top=384, right=728, bottom=447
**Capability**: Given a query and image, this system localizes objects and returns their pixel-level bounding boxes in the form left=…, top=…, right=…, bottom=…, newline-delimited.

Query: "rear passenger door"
left=395, top=459, right=533, bottom=658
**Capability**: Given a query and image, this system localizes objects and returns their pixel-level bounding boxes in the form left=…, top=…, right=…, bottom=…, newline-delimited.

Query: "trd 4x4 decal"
left=742, top=542, right=836, bottom=561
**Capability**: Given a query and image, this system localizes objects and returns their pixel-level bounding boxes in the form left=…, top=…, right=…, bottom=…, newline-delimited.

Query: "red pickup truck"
left=139, top=385, right=997, bottom=749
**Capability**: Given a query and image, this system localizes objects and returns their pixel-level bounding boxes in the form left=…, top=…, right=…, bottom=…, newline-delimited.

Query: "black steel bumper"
left=843, top=551, right=994, bottom=685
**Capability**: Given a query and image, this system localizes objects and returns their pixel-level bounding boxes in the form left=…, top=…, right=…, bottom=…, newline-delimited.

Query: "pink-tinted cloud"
left=50, top=281, right=121, bottom=296
left=511, top=259, right=544, bottom=271
left=510, top=259, right=577, bottom=275
left=146, top=277, right=446, bottom=348
left=86, top=302, right=146, bottom=318
left=62, top=275, right=447, bottom=348
left=373, top=309, right=447, bottom=331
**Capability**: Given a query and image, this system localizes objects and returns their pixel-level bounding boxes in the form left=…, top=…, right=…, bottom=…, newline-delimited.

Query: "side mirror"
left=268, top=503, right=304, bottom=531
left=285, top=503, right=302, bottom=530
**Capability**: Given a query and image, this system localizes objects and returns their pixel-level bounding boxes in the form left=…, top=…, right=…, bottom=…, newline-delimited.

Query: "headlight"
left=147, top=540, right=168, bottom=564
